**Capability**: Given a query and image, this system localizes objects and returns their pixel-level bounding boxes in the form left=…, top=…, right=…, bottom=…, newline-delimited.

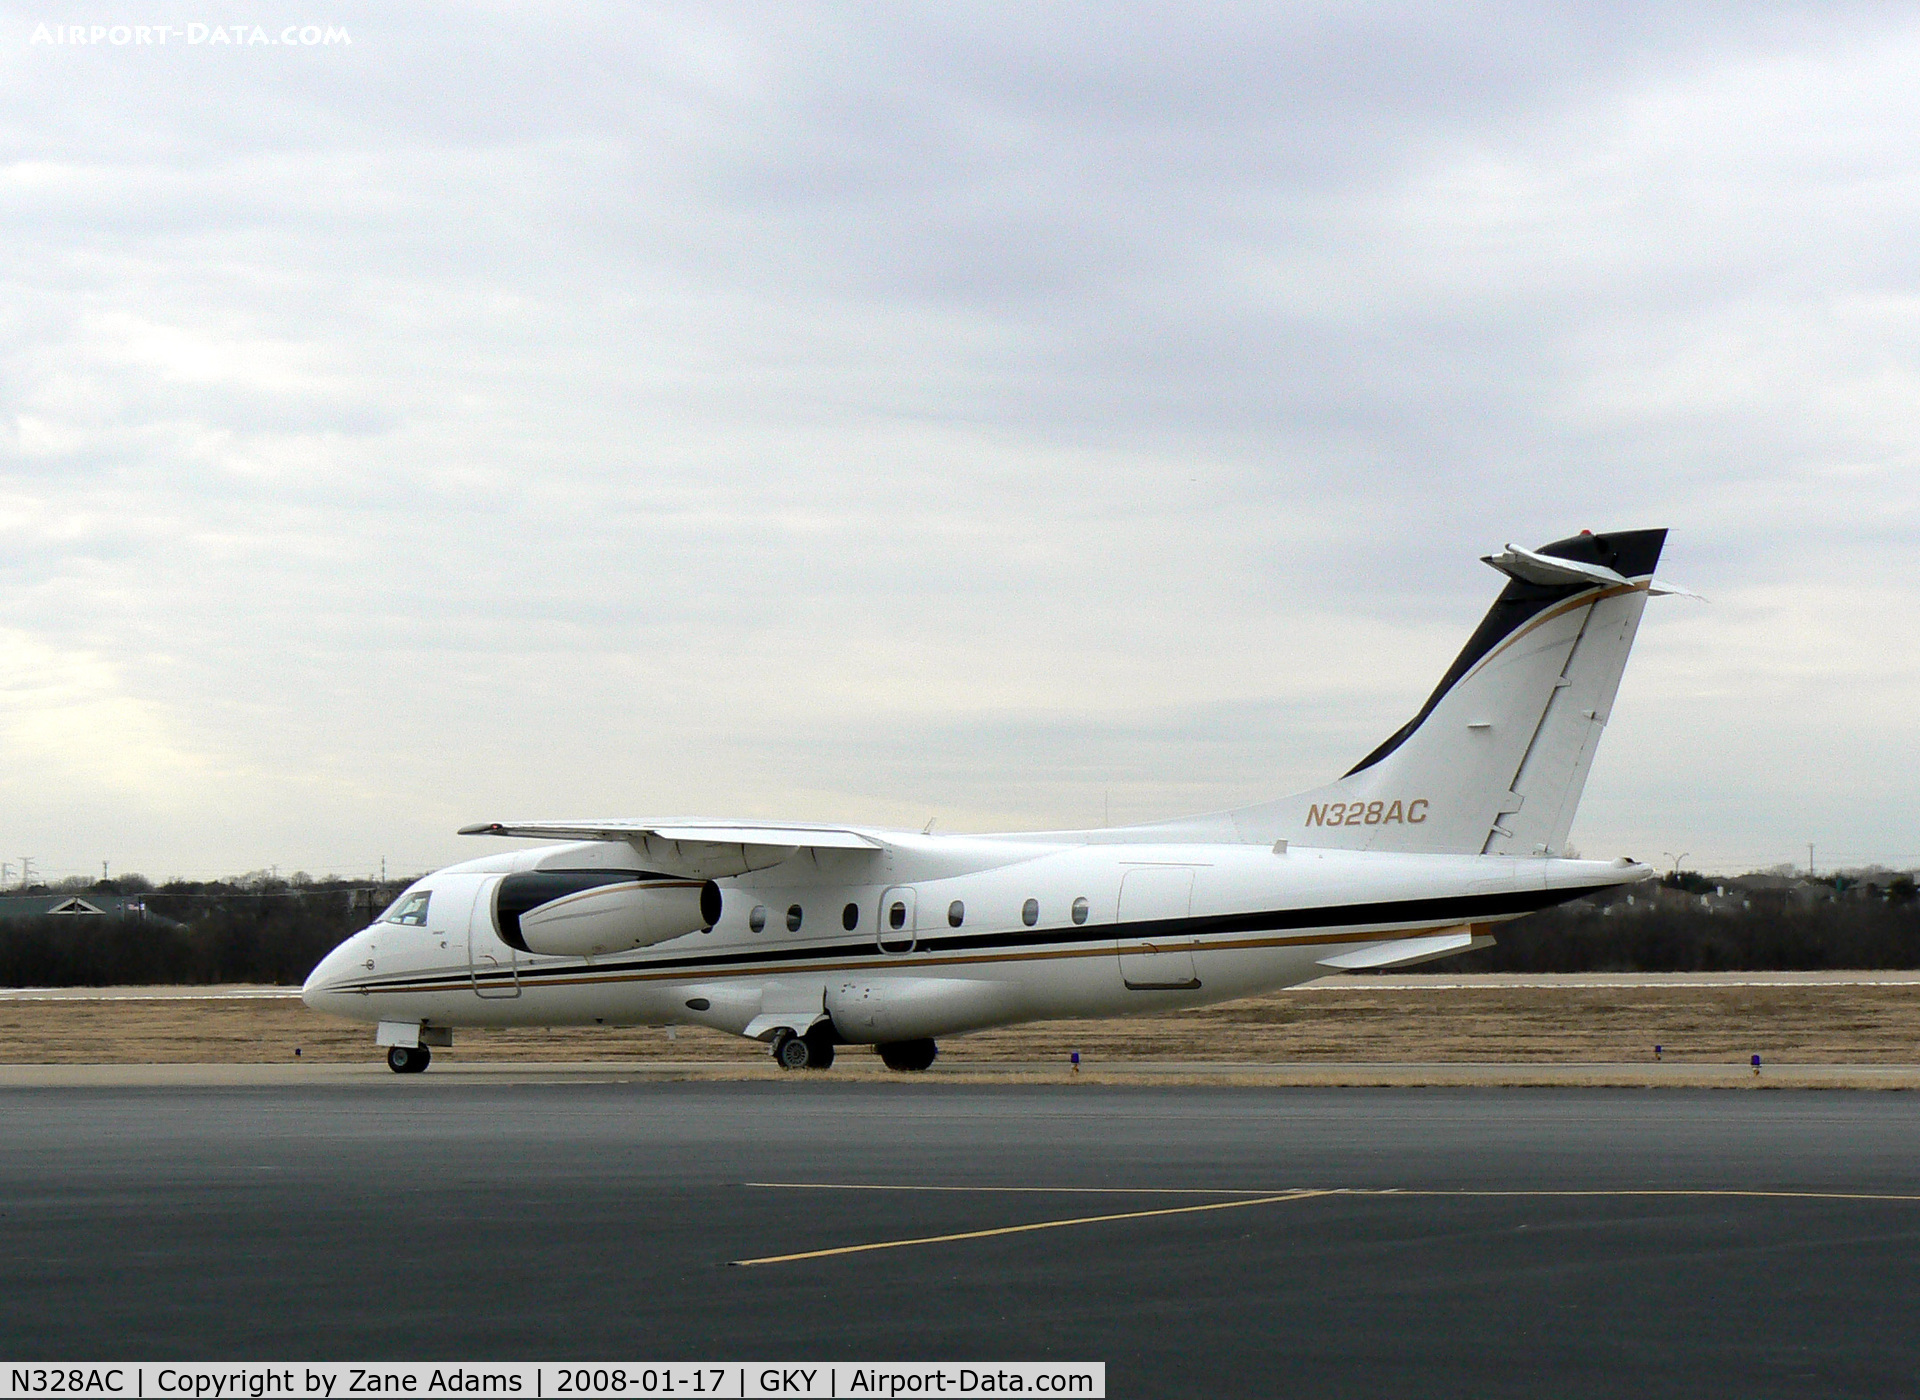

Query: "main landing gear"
left=386, top=1044, right=431, bottom=1074
left=770, top=1024, right=837, bottom=1071
left=878, top=1038, right=938, bottom=1073
left=768, top=1028, right=939, bottom=1072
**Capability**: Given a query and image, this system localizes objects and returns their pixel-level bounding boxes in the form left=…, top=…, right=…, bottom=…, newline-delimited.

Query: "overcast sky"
left=3, top=3, right=1916, bottom=881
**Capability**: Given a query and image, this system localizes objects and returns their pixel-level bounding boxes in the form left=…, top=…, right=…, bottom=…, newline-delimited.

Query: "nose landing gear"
left=386, top=1045, right=431, bottom=1074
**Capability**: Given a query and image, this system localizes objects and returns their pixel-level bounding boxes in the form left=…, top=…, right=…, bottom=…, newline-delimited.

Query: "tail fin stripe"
left=1350, top=579, right=1649, bottom=778
left=1458, top=583, right=1643, bottom=689
left=1346, top=529, right=1665, bottom=779
left=1346, top=584, right=1600, bottom=777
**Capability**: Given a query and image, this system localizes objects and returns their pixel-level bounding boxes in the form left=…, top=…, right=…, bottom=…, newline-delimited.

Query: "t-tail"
left=1140, top=528, right=1690, bottom=856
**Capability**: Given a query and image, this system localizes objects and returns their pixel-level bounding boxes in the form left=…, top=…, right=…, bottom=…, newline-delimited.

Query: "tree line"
left=1444, top=877, right=1919, bottom=973
left=0, top=881, right=400, bottom=987
left=0, top=873, right=1915, bottom=986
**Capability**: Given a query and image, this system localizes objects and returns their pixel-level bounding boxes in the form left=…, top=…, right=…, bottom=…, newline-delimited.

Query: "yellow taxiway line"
left=732, top=1183, right=1920, bottom=1266
left=730, top=1189, right=1332, bottom=1267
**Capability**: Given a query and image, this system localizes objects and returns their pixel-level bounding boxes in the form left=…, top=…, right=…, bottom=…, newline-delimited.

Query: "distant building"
left=0, top=892, right=162, bottom=922
left=47, top=897, right=106, bottom=915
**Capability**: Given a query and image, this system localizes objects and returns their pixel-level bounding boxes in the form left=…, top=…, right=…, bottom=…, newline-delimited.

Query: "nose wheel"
left=386, top=1045, right=431, bottom=1074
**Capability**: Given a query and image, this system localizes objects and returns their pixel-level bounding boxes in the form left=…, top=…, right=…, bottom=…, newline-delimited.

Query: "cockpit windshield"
left=382, top=890, right=431, bottom=926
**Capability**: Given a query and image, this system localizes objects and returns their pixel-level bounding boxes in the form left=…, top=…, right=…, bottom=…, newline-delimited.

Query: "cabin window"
left=948, top=900, right=964, bottom=928
left=748, top=905, right=767, bottom=934
left=1072, top=896, right=1089, bottom=925
left=386, top=891, right=430, bottom=926
left=1022, top=898, right=1039, bottom=927
left=842, top=902, right=859, bottom=931
left=889, top=900, right=908, bottom=930
left=786, top=904, right=803, bottom=933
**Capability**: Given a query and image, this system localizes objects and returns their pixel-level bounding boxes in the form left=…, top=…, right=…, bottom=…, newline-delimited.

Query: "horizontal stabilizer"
left=1647, top=579, right=1705, bottom=600
left=1482, top=543, right=1629, bottom=589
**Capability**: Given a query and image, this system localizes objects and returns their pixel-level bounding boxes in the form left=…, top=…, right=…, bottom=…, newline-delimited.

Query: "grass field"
left=1, top=978, right=1914, bottom=1067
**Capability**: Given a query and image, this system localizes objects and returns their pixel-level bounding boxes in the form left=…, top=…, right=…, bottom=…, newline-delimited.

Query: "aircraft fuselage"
left=302, top=835, right=1645, bottom=1044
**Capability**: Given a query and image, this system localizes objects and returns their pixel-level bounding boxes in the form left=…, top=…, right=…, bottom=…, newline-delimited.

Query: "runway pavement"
left=3, top=1081, right=1917, bottom=1397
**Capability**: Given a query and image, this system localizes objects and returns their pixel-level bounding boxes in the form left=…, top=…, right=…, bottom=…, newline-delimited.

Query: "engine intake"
left=495, top=870, right=721, bottom=957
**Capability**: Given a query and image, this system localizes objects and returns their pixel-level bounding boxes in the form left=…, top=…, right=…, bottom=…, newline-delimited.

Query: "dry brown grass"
left=0, top=982, right=1914, bottom=1066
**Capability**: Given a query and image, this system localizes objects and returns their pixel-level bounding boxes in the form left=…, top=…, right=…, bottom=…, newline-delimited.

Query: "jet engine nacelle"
left=496, top=871, right=722, bottom=957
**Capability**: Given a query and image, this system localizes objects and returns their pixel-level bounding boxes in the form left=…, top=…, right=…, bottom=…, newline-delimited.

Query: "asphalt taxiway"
left=4, top=1059, right=1915, bottom=1087
left=3, top=1082, right=1917, bottom=1397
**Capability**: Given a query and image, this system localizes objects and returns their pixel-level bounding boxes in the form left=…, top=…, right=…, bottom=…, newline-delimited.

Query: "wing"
left=458, top=819, right=886, bottom=878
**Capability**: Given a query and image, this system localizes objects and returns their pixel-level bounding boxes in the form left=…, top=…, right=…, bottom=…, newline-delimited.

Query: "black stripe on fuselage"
left=344, top=880, right=1605, bottom=994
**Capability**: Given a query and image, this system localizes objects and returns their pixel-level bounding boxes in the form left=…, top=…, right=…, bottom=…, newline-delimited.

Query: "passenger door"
left=1116, top=867, right=1200, bottom=990
left=465, top=875, right=521, bottom=998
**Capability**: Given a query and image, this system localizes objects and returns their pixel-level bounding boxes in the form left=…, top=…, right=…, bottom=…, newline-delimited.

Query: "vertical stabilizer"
left=1209, top=529, right=1669, bottom=856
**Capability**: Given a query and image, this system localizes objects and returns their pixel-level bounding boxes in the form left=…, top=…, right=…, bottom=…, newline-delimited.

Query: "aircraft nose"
left=302, top=934, right=366, bottom=1011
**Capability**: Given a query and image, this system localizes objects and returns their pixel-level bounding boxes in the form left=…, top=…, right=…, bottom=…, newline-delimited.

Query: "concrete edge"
left=0, top=1061, right=1915, bottom=1089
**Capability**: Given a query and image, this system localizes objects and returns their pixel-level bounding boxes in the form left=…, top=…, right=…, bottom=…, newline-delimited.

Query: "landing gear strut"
left=771, top=1024, right=838, bottom=1071
left=386, top=1044, right=431, bottom=1074
left=878, top=1038, right=938, bottom=1072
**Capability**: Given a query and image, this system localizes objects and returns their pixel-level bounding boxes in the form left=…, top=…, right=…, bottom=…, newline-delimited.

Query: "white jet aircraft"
left=304, top=528, right=1690, bottom=1073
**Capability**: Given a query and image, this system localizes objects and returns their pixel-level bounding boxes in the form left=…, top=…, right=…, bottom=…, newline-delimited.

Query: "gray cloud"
left=1, top=2, right=1916, bottom=879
